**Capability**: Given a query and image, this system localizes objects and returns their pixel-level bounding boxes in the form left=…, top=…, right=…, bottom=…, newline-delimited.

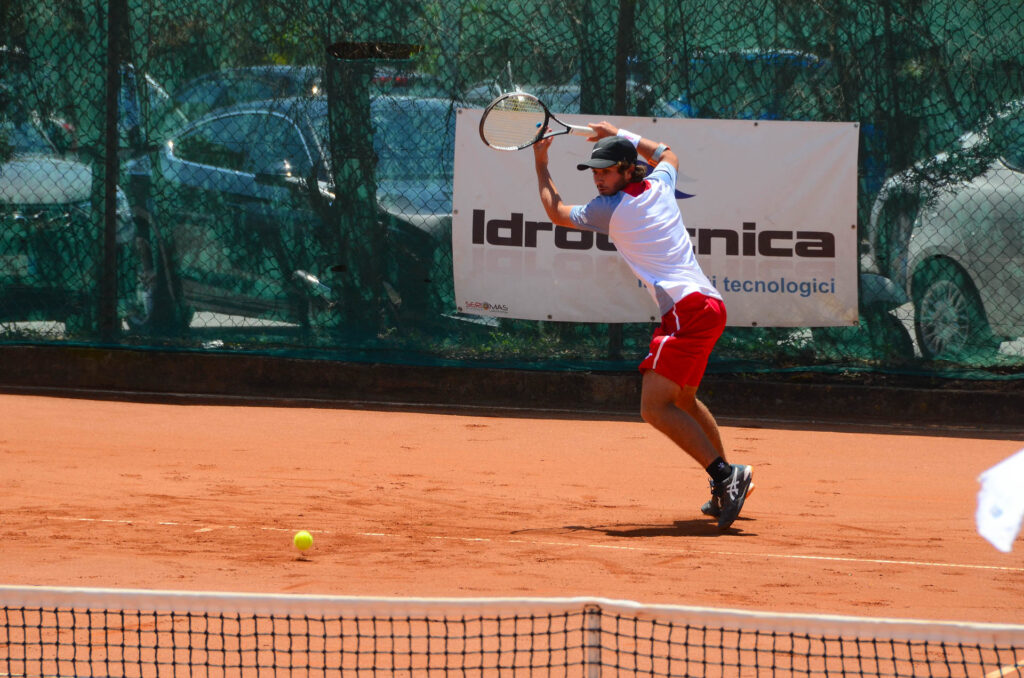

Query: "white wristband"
left=616, top=129, right=642, bottom=147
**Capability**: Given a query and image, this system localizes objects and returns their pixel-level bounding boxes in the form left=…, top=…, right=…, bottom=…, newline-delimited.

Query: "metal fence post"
left=324, top=41, right=420, bottom=335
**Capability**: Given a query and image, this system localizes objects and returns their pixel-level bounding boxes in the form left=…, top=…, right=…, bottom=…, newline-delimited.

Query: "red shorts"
left=638, top=293, right=727, bottom=388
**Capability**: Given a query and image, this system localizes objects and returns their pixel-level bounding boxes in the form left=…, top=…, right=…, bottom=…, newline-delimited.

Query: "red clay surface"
left=1, top=393, right=1022, bottom=624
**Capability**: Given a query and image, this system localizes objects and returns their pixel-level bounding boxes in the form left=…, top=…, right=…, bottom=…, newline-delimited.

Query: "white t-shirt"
left=569, top=162, right=721, bottom=316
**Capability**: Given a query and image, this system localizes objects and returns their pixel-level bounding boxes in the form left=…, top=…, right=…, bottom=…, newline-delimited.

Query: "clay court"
left=1, top=392, right=1022, bottom=626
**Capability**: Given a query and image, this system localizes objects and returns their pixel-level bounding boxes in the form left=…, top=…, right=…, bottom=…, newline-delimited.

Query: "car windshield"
left=309, top=96, right=455, bottom=182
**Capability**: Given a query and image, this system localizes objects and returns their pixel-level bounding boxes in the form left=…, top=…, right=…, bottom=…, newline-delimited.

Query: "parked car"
left=0, top=105, right=144, bottom=332
left=867, top=100, right=1024, bottom=359
left=143, top=94, right=454, bottom=333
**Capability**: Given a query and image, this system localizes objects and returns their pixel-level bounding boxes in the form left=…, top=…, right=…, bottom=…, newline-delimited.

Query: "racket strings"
left=480, top=94, right=547, bottom=150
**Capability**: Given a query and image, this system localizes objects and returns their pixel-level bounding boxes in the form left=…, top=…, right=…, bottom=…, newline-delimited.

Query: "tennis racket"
left=478, top=91, right=592, bottom=151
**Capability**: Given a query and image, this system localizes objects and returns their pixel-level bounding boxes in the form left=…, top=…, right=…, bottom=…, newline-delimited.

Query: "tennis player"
left=532, top=122, right=753, bottom=529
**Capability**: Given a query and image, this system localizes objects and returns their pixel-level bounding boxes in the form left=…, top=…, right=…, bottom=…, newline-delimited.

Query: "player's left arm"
left=637, top=136, right=677, bottom=170
left=533, top=135, right=577, bottom=228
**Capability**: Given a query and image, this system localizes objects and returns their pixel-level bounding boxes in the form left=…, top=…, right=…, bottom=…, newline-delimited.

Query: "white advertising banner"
left=452, top=109, right=860, bottom=326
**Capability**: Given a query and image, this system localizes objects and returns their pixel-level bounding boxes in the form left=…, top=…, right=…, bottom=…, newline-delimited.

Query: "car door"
left=158, top=110, right=317, bottom=320
left=974, top=110, right=1024, bottom=335
left=237, top=110, right=324, bottom=321
left=158, top=112, right=260, bottom=314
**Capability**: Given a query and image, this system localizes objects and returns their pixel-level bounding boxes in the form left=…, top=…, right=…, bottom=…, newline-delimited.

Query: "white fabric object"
left=616, top=128, right=642, bottom=147
left=976, top=448, right=1024, bottom=553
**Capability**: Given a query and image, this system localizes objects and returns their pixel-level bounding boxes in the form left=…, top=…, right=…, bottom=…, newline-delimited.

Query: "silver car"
left=1, top=109, right=142, bottom=332
left=867, top=100, right=1024, bottom=360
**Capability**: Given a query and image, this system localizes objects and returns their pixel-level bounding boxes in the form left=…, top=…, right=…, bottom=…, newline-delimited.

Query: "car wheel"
left=912, top=259, right=999, bottom=360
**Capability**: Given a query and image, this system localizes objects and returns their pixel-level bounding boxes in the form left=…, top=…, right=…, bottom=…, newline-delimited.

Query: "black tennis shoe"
left=700, top=478, right=721, bottom=517
left=713, top=464, right=753, bottom=529
left=701, top=475, right=755, bottom=518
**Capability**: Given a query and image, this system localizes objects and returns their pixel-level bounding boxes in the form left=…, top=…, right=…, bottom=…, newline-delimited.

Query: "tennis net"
left=2, top=586, right=1022, bottom=677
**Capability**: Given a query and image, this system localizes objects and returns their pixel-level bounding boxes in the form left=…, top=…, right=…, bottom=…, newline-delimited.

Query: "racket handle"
left=568, top=124, right=592, bottom=137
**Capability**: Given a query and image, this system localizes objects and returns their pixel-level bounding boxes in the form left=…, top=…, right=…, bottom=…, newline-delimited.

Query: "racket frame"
left=478, top=91, right=590, bottom=151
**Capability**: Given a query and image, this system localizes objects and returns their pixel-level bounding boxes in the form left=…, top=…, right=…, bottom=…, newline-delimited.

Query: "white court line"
left=44, top=516, right=1024, bottom=573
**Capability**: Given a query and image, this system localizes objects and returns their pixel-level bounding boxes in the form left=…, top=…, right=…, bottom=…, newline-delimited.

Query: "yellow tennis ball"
left=293, top=530, right=313, bottom=551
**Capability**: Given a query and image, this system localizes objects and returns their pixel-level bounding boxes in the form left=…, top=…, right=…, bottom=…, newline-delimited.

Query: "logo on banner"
left=691, top=222, right=835, bottom=258
left=462, top=299, right=509, bottom=314
left=471, top=210, right=617, bottom=251
left=470, top=209, right=835, bottom=259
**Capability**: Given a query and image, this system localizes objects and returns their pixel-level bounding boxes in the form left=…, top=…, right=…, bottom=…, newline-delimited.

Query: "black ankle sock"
left=706, top=457, right=732, bottom=484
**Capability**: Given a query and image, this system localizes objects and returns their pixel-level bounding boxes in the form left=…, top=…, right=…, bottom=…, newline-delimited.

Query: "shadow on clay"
left=514, top=518, right=756, bottom=539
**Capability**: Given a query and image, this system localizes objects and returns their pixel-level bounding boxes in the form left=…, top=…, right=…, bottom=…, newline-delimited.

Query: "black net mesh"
left=3, top=593, right=1024, bottom=677
left=2, top=0, right=1023, bottom=376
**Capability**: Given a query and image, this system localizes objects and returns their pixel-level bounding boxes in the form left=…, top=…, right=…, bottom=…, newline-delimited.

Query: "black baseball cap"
left=576, top=136, right=638, bottom=170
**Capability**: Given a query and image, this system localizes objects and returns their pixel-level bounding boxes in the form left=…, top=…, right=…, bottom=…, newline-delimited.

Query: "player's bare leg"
left=640, top=370, right=719, bottom=467
left=673, top=387, right=754, bottom=517
left=641, top=370, right=752, bottom=528
left=674, top=388, right=725, bottom=459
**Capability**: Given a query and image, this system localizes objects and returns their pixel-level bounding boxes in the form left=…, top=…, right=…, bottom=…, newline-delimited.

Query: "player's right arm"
left=533, top=136, right=576, bottom=228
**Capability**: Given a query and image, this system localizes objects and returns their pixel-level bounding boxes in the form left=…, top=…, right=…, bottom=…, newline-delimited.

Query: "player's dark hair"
left=619, top=160, right=647, bottom=182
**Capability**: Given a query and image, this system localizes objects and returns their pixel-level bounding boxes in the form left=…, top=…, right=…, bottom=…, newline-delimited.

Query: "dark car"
left=144, top=94, right=454, bottom=334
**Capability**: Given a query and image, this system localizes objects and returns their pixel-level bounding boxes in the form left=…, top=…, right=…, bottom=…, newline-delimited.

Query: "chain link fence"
left=2, top=0, right=1022, bottom=377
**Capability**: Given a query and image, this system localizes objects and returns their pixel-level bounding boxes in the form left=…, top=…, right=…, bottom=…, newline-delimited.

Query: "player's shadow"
left=562, top=518, right=755, bottom=538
